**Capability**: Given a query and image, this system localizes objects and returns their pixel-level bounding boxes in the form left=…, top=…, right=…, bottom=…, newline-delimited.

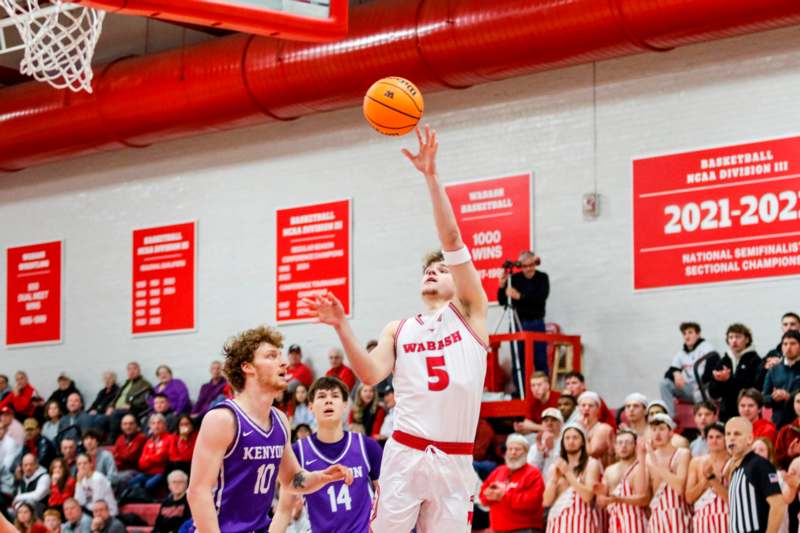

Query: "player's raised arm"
left=274, top=410, right=354, bottom=495
left=303, top=292, right=397, bottom=386
left=187, top=409, right=236, bottom=533
left=402, top=125, right=488, bottom=322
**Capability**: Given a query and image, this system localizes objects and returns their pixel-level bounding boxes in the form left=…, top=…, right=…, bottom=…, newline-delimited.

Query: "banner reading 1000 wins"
left=445, top=173, right=532, bottom=304
left=633, top=136, right=800, bottom=290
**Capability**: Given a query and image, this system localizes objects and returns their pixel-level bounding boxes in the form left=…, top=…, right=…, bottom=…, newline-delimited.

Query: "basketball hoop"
left=0, top=0, right=105, bottom=92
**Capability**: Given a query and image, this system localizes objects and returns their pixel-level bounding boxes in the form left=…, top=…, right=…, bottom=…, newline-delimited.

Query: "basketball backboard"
left=71, top=0, right=348, bottom=41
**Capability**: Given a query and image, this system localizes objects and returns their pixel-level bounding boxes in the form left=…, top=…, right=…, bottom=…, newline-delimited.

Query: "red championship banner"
left=276, top=199, right=351, bottom=323
left=445, top=173, right=533, bottom=304
left=6, top=241, right=62, bottom=346
left=634, top=136, right=800, bottom=290
left=132, top=222, right=196, bottom=335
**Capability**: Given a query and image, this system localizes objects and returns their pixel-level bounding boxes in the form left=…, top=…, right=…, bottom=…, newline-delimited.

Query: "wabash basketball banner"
left=444, top=173, right=533, bottom=304
left=633, top=136, right=800, bottom=290
left=6, top=240, right=62, bottom=346
left=132, top=222, right=196, bottom=335
left=276, top=199, right=351, bottom=323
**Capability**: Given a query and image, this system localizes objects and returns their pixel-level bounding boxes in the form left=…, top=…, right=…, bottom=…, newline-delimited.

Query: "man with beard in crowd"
left=480, top=433, right=544, bottom=533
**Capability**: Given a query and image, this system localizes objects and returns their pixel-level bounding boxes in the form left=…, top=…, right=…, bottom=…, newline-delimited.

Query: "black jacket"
left=496, top=270, right=549, bottom=321
left=755, top=342, right=783, bottom=391
left=707, top=348, right=762, bottom=421
left=153, top=494, right=191, bottom=532
left=46, top=382, right=82, bottom=413
left=89, top=384, right=120, bottom=414
left=12, top=436, right=57, bottom=471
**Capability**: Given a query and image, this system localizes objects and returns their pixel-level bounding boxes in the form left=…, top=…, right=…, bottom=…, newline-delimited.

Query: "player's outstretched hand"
left=302, top=291, right=346, bottom=328
left=319, top=464, right=354, bottom=486
left=401, top=124, right=438, bottom=179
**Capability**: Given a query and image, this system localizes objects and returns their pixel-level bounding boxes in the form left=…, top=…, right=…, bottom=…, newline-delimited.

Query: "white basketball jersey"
left=392, top=302, right=487, bottom=443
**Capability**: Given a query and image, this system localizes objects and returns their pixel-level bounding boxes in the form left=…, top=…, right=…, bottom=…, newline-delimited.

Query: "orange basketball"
left=363, top=77, right=424, bottom=136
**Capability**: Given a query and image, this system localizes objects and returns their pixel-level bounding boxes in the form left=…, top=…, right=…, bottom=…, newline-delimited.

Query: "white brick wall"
left=2, top=26, right=800, bottom=406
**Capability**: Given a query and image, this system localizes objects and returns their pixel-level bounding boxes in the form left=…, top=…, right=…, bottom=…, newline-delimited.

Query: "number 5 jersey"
left=393, top=302, right=488, bottom=443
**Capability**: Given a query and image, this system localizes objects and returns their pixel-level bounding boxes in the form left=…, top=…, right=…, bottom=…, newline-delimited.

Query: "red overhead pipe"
left=1, top=0, right=799, bottom=171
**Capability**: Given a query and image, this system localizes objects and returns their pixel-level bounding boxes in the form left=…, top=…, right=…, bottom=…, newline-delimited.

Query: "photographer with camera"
left=497, top=251, right=550, bottom=395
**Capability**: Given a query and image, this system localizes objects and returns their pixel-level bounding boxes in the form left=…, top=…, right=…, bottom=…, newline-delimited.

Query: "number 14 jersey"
left=295, top=431, right=382, bottom=533
left=393, top=302, right=488, bottom=443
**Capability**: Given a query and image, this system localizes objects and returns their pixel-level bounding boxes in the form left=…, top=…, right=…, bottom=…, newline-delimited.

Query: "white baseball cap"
left=541, top=407, right=564, bottom=423
left=648, top=412, right=676, bottom=430
left=506, top=433, right=530, bottom=450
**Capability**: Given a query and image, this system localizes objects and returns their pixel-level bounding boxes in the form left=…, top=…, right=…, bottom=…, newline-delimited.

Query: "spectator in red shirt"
left=480, top=433, right=544, bottom=532
left=129, top=414, right=175, bottom=496
left=286, top=344, right=314, bottom=390
left=325, top=348, right=356, bottom=391
left=514, top=371, right=560, bottom=435
left=47, top=458, right=75, bottom=512
left=167, top=415, right=197, bottom=475
left=112, top=414, right=147, bottom=484
left=738, top=388, right=777, bottom=442
left=563, top=371, right=616, bottom=429
left=0, top=372, right=39, bottom=421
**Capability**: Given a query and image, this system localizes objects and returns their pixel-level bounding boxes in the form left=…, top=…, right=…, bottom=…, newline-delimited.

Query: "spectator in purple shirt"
left=147, top=366, right=191, bottom=416
left=190, top=361, right=231, bottom=422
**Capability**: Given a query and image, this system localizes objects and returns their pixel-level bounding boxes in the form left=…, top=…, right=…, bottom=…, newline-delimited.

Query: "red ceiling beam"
left=1, top=0, right=799, bottom=170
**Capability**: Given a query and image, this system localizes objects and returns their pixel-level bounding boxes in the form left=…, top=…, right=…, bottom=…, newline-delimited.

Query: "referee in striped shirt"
left=726, top=417, right=786, bottom=533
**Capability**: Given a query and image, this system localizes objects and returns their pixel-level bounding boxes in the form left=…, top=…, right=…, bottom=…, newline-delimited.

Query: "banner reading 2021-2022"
left=634, top=136, right=800, bottom=290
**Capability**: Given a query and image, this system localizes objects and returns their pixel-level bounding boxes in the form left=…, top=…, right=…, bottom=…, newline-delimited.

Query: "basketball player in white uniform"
left=305, top=124, right=489, bottom=532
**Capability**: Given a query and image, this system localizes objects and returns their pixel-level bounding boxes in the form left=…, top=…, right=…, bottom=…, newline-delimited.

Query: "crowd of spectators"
left=0, top=343, right=372, bottom=532
left=0, top=361, right=219, bottom=531
left=5, top=312, right=800, bottom=532
left=469, top=312, right=800, bottom=532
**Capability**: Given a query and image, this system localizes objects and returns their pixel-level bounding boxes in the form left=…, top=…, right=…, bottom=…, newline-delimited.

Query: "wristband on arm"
left=442, top=246, right=471, bottom=266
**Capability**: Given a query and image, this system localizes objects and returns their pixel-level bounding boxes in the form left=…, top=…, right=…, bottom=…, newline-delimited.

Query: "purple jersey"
left=206, top=400, right=287, bottom=533
left=295, top=432, right=381, bottom=533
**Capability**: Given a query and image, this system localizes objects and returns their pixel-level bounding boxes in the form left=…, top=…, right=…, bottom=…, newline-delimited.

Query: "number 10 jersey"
left=393, top=302, right=488, bottom=443
left=212, top=400, right=287, bottom=533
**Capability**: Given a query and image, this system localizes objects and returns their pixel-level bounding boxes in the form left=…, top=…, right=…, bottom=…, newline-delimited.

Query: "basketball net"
left=0, top=0, right=105, bottom=92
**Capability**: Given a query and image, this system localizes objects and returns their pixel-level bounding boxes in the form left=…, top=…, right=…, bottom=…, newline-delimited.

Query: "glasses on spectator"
left=519, top=262, right=536, bottom=268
